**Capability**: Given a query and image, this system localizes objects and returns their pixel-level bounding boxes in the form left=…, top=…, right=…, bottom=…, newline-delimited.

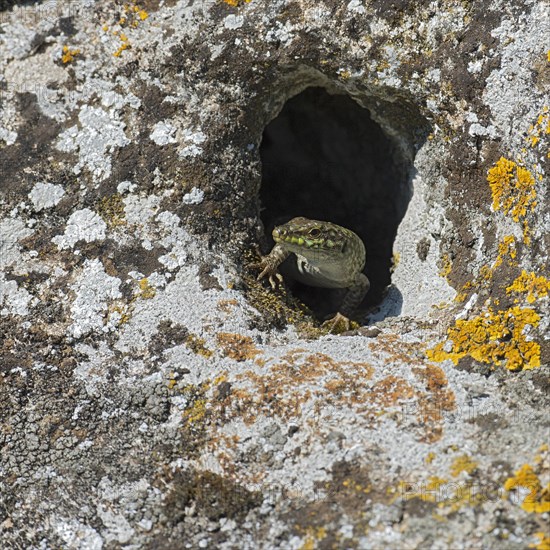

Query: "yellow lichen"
left=487, top=157, right=537, bottom=222
left=107, top=303, right=131, bottom=325
left=138, top=278, right=156, bottom=299
left=506, top=270, right=550, bottom=304
left=531, top=532, right=550, bottom=550
left=425, top=452, right=436, bottom=464
left=338, top=69, right=351, bottom=80
left=61, top=45, right=80, bottom=64
left=439, top=254, right=452, bottom=279
left=426, top=306, right=541, bottom=370
left=342, top=478, right=371, bottom=494
left=180, top=382, right=211, bottom=424
left=299, top=527, right=327, bottom=550
left=504, top=464, right=550, bottom=514
left=527, top=107, right=550, bottom=148
left=450, top=455, right=478, bottom=478
left=523, top=219, right=532, bottom=245
left=185, top=334, right=213, bottom=358
left=185, top=398, right=207, bottom=424
left=222, top=0, right=252, bottom=6
left=399, top=473, right=493, bottom=515
left=392, top=252, right=400, bottom=272
left=493, top=235, right=517, bottom=268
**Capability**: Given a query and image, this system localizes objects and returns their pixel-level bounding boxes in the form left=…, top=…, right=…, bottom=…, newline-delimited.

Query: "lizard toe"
left=321, top=312, right=351, bottom=334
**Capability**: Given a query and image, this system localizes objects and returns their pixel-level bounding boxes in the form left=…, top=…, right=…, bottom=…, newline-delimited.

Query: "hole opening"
left=259, top=86, right=425, bottom=322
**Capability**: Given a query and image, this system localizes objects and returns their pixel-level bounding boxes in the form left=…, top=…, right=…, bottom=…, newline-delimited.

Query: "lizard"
left=253, top=217, right=370, bottom=333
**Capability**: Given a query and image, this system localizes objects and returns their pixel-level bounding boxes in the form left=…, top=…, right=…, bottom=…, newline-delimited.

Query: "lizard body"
left=255, top=217, right=370, bottom=332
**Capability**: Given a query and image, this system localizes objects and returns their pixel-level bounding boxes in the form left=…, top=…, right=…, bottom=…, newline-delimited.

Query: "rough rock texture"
left=1, top=0, right=549, bottom=548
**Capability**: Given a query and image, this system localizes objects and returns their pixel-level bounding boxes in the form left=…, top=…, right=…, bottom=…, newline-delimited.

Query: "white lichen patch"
left=56, top=106, right=130, bottom=181
left=0, top=273, right=33, bottom=316
left=101, top=90, right=141, bottom=111
left=69, top=259, right=122, bottom=339
left=52, top=208, right=107, bottom=250
left=467, top=59, right=483, bottom=74
left=265, top=20, right=295, bottom=47
left=224, top=14, right=244, bottom=30
left=0, top=22, right=39, bottom=60
left=484, top=3, right=550, bottom=149
left=0, top=218, right=33, bottom=269
left=150, top=121, right=178, bottom=146
left=123, top=194, right=162, bottom=225
left=178, top=128, right=207, bottom=158
left=29, top=182, right=65, bottom=212
left=182, top=187, right=204, bottom=205
left=0, top=127, right=18, bottom=145
left=117, top=180, right=138, bottom=194
left=54, top=518, right=103, bottom=550
left=347, top=0, right=366, bottom=15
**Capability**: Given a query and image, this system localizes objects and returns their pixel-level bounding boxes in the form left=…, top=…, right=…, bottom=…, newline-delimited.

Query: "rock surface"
left=0, top=0, right=549, bottom=548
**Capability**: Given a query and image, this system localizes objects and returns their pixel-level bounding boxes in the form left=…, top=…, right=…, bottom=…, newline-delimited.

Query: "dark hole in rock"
left=260, top=87, right=413, bottom=321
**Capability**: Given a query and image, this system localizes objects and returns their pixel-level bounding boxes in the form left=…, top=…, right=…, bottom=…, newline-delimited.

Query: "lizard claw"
left=261, top=270, right=283, bottom=289
left=254, top=258, right=283, bottom=289
left=321, top=312, right=351, bottom=334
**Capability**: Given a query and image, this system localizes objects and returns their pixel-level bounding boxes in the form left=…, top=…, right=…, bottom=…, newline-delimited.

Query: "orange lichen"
left=426, top=306, right=541, bottom=370
left=506, top=270, right=550, bottom=304
left=61, top=45, right=80, bottom=63
left=412, top=363, right=456, bottom=442
left=217, top=299, right=239, bottom=313
left=109, top=1, right=148, bottom=56
left=216, top=332, right=261, bottom=362
left=504, top=464, right=550, bottom=514
left=487, top=157, right=537, bottom=222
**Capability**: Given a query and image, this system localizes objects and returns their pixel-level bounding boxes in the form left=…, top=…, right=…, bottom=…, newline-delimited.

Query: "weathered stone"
left=0, top=0, right=549, bottom=548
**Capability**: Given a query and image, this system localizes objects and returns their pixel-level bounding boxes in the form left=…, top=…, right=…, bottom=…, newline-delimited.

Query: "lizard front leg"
left=253, top=243, right=290, bottom=289
left=322, top=273, right=370, bottom=333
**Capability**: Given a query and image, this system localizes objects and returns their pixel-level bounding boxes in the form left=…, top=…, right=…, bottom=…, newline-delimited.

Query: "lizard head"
left=272, top=217, right=352, bottom=260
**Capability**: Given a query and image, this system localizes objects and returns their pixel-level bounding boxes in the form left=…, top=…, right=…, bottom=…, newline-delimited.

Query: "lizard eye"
left=309, top=228, right=321, bottom=237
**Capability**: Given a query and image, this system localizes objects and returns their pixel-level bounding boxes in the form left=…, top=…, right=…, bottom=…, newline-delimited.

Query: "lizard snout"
left=272, top=227, right=284, bottom=241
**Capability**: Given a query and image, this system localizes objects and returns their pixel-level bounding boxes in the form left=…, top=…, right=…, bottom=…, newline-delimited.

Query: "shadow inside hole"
left=260, top=87, right=414, bottom=321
